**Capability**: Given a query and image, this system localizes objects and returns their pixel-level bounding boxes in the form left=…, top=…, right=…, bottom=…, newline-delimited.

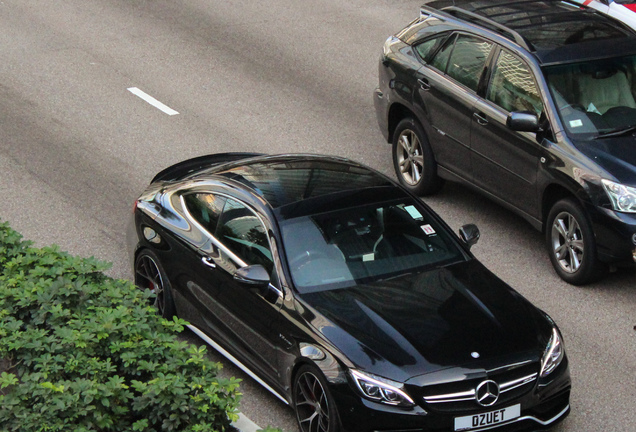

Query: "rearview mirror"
left=459, top=224, right=480, bottom=250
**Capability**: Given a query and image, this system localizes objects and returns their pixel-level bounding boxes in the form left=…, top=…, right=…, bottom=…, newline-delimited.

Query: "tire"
left=546, top=198, right=606, bottom=285
left=293, top=364, right=340, bottom=432
left=134, top=248, right=176, bottom=318
left=392, top=118, right=444, bottom=196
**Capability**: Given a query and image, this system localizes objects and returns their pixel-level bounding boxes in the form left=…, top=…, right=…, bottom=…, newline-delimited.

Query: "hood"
left=575, top=136, right=636, bottom=184
left=298, top=260, right=549, bottom=382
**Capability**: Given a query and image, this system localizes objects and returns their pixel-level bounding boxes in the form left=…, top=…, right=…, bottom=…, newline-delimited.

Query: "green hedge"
left=0, top=222, right=241, bottom=431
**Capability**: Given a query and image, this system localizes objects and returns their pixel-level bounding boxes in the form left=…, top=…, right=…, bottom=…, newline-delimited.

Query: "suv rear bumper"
left=374, top=87, right=390, bottom=143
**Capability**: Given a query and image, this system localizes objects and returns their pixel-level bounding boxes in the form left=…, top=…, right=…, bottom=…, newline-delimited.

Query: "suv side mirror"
left=234, top=264, right=270, bottom=287
left=459, top=224, right=480, bottom=249
left=507, top=112, right=541, bottom=132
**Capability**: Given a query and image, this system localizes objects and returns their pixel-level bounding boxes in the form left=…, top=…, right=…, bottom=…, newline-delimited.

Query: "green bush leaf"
left=0, top=221, right=244, bottom=432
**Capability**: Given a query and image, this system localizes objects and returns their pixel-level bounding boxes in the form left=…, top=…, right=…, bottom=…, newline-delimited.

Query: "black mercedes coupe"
left=128, top=153, right=571, bottom=432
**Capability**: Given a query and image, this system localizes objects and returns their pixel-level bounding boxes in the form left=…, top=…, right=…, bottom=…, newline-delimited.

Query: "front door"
left=203, top=197, right=283, bottom=382
left=470, top=48, right=543, bottom=216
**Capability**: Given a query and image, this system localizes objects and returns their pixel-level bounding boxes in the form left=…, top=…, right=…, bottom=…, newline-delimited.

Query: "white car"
left=573, top=0, right=636, bottom=30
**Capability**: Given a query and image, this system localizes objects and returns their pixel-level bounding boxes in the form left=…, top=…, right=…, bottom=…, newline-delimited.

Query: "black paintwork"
left=374, top=0, right=636, bottom=266
left=130, top=153, right=571, bottom=432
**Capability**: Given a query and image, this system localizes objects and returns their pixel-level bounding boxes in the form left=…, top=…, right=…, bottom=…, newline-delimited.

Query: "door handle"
left=418, top=78, right=431, bottom=91
left=473, top=112, right=488, bottom=125
left=201, top=256, right=216, bottom=269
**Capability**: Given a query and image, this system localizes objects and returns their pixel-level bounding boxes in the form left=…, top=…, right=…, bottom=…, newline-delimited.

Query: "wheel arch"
left=387, top=103, right=418, bottom=144
left=541, top=183, right=583, bottom=233
left=291, top=342, right=349, bottom=388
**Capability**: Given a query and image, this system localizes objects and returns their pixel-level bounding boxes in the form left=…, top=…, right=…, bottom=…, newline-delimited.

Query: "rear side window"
left=429, top=33, right=456, bottom=72
left=445, top=34, right=493, bottom=92
left=414, top=34, right=449, bottom=63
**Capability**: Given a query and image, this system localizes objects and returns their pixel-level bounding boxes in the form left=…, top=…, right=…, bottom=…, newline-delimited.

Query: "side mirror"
left=233, top=265, right=281, bottom=303
left=233, top=264, right=270, bottom=287
left=459, top=224, right=480, bottom=250
left=507, top=112, right=540, bottom=133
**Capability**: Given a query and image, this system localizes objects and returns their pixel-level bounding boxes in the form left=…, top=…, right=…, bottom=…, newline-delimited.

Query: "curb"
left=232, top=412, right=262, bottom=432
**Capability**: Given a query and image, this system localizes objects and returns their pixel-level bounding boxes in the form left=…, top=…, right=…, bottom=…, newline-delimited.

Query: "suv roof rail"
left=420, top=3, right=533, bottom=51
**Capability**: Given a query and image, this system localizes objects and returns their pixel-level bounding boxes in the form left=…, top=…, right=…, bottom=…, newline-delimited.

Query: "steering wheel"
left=560, top=102, right=586, bottom=112
left=289, top=251, right=331, bottom=270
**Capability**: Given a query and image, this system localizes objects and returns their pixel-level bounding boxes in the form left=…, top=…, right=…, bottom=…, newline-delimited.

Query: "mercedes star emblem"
left=475, top=380, right=500, bottom=407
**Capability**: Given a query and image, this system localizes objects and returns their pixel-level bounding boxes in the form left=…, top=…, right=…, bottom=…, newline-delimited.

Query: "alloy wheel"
left=294, top=370, right=332, bottom=432
left=396, top=129, right=424, bottom=186
left=550, top=211, right=584, bottom=274
left=135, top=254, right=166, bottom=315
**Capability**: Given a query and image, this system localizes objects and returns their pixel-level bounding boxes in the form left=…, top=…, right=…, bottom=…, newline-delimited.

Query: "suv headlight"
left=540, top=328, right=565, bottom=378
left=602, top=179, right=636, bottom=213
left=350, top=370, right=414, bottom=407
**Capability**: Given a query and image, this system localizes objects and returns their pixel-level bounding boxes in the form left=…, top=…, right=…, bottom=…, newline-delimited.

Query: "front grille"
left=415, top=362, right=539, bottom=413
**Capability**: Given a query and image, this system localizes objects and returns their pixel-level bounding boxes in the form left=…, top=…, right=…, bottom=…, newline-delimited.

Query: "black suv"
left=374, top=0, right=636, bottom=284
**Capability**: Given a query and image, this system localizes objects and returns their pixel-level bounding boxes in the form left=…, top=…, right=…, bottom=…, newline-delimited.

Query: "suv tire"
left=392, top=118, right=443, bottom=196
left=546, top=198, right=605, bottom=285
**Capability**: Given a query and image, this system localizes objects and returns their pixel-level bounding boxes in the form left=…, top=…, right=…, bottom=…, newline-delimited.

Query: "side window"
left=216, top=199, right=273, bottom=273
left=487, top=49, right=543, bottom=115
left=183, top=193, right=226, bottom=235
left=414, top=34, right=449, bottom=63
left=429, top=33, right=456, bottom=72
left=445, top=34, right=493, bottom=92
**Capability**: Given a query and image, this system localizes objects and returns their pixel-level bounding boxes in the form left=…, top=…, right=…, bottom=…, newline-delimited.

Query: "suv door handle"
left=418, top=78, right=431, bottom=91
left=201, top=256, right=216, bottom=269
left=473, top=112, right=488, bottom=125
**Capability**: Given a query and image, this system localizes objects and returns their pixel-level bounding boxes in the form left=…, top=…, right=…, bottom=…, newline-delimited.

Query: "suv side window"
left=216, top=198, right=273, bottom=273
left=429, top=33, right=456, bottom=72
left=443, top=34, right=493, bottom=92
left=183, top=193, right=226, bottom=235
left=414, top=34, right=449, bottom=63
left=486, top=49, right=543, bottom=115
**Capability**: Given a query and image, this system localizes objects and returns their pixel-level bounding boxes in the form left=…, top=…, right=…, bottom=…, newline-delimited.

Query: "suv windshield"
left=280, top=199, right=464, bottom=293
left=544, top=54, right=636, bottom=138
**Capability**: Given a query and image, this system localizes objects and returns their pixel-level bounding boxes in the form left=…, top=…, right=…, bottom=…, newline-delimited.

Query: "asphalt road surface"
left=1, top=1, right=634, bottom=431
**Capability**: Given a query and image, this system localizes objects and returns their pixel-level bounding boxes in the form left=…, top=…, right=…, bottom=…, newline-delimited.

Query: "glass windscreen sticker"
left=421, top=224, right=436, bottom=235
left=569, top=119, right=583, bottom=128
left=404, top=205, right=423, bottom=219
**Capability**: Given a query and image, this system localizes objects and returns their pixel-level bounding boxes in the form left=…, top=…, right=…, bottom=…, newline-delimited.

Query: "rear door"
left=415, top=32, right=493, bottom=179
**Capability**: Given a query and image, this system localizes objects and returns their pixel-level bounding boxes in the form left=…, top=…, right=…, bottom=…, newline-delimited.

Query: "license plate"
left=454, top=404, right=521, bottom=431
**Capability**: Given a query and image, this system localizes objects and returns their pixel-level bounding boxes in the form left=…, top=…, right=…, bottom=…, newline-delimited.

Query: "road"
left=0, top=1, right=634, bottom=431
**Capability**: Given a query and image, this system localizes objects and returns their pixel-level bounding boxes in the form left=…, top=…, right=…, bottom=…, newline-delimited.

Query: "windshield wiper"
left=595, top=125, right=636, bottom=139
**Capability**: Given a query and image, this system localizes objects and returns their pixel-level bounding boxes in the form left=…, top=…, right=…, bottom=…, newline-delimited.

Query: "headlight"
left=540, top=328, right=565, bottom=378
left=350, top=370, right=414, bottom=407
left=602, top=179, right=636, bottom=213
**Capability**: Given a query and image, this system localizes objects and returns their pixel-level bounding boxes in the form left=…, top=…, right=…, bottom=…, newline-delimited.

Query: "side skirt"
left=187, top=324, right=289, bottom=405
left=438, top=166, right=543, bottom=231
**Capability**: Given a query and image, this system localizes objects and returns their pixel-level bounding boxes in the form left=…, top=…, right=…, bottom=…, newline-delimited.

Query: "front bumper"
left=331, top=359, right=571, bottom=432
left=589, top=204, right=636, bottom=263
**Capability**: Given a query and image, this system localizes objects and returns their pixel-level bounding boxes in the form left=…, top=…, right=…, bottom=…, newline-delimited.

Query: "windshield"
left=280, top=199, right=465, bottom=293
left=544, top=54, right=636, bottom=138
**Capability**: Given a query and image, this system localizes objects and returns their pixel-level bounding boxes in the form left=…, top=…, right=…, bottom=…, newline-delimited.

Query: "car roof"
left=415, top=0, right=636, bottom=65
left=186, top=154, right=406, bottom=216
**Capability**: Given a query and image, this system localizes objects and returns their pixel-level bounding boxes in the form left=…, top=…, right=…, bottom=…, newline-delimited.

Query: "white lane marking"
left=233, top=413, right=261, bottom=432
left=127, top=87, right=179, bottom=115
